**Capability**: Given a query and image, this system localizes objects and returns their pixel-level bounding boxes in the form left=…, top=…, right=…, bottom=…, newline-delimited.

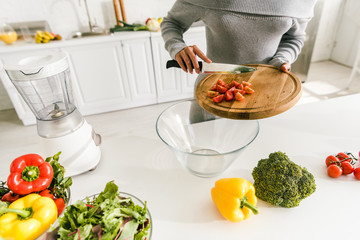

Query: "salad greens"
left=55, top=181, right=150, bottom=240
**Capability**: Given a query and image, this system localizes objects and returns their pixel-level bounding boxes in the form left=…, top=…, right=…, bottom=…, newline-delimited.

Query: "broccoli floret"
left=252, top=151, right=316, bottom=208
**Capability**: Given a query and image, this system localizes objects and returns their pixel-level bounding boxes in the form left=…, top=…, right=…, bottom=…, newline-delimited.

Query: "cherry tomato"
left=207, top=90, right=219, bottom=98
left=336, top=152, right=351, bottom=163
left=327, top=165, right=342, bottom=178
left=225, top=90, right=234, bottom=101
left=325, top=155, right=339, bottom=167
left=341, top=161, right=354, bottom=175
left=54, top=197, right=66, bottom=216
left=354, top=168, right=360, bottom=180
left=213, top=94, right=224, bottom=103
left=210, top=84, right=217, bottom=91
left=1, top=192, right=20, bottom=203
left=39, top=189, right=54, bottom=199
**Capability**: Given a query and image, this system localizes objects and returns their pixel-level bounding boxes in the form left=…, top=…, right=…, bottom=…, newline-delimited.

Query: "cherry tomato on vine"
left=1, top=192, right=20, bottom=203
left=39, top=189, right=54, bottom=199
left=325, top=155, right=339, bottom=167
left=354, top=168, right=360, bottom=180
left=327, top=165, right=343, bottom=178
left=54, top=197, right=66, bottom=216
left=336, top=152, right=351, bottom=163
left=341, top=161, right=354, bottom=175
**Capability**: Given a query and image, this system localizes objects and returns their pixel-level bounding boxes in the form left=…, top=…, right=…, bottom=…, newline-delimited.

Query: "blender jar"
left=4, top=52, right=83, bottom=138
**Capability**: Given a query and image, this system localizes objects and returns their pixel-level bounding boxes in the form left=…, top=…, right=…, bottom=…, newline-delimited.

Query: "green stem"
left=0, top=207, right=32, bottom=219
left=240, top=196, right=259, bottom=215
left=22, top=166, right=40, bottom=182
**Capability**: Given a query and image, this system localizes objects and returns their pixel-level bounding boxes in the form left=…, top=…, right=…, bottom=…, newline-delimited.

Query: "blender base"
left=40, top=120, right=101, bottom=177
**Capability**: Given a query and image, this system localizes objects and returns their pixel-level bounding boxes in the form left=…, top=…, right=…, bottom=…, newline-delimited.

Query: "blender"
left=3, top=51, right=101, bottom=176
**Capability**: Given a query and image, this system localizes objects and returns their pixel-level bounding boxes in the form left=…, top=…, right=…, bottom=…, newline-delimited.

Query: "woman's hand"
left=175, top=45, right=212, bottom=74
left=281, top=63, right=291, bottom=73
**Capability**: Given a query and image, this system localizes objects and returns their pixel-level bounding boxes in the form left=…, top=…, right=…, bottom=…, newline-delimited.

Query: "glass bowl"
left=40, top=191, right=152, bottom=240
left=36, top=187, right=71, bottom=240
left=156, top=100, right=259, bottom=178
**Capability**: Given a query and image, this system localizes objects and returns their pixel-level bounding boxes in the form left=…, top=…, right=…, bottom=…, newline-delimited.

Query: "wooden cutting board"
left=195, top=64, right=302, bottom=120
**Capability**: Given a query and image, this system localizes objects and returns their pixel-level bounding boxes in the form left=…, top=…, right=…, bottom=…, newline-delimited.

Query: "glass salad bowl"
left=156, top=100, right=260, bottom=178
left=40, top=191, right=152, bottom=240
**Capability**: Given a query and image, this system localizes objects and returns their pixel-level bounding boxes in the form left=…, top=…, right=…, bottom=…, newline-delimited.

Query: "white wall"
left=331, top=0, right=360, bottom=67
left=311, top=0, right=344, bottom=62
left=0, top=0, right=176, bottom=39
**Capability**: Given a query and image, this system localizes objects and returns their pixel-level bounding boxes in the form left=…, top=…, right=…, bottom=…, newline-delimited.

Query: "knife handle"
left=166, top=60, right=203, bottom=70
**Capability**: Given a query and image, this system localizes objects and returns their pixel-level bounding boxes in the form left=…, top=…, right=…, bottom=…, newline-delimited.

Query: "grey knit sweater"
left=161, top=0, right=317, bottom=67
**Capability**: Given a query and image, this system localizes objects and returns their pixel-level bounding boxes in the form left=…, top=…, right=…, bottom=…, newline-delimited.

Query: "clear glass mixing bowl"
left=156, top=100, right=260, bottom=178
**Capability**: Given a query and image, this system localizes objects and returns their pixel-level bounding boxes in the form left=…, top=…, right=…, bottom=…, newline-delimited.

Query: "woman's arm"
left=269, top=17, right=311, bottom=72
left=161, top=0, right=211, bottom=73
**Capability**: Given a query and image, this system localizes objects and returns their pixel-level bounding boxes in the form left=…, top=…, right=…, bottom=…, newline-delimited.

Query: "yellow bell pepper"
left=211, top=178, right=259, bottom=222
left=0, top=193, right=57, bottom=240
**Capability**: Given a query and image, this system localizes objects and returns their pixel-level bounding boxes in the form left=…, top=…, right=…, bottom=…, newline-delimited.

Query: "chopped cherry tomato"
left=207, top=90, right=219, bottom=98
left=354, top=167, right=360, bottom=180
left=217, top=79, right=227, bottom=87
left=244, top=86, right=255, bottom=94
left=235, top=92, right=245, bottom=101
left=216, top=85, right=228, bottom=93
left=213, top=94, right=224, bottom=103
left=225, top=90, right=234, bottom=101
left=242, top=81, right=252, bottom=87
left=228, top=86, right=236, bottom=93
left=229, top=80, right=240, bottom=88
left=1, top=192, right=20, bottom=203
left=327, top=164, right=342, bottom=178
left=236, top=83, right=244, bottom=90
left=210, top=84, right=217, bottom=91
left=341, top=161, right=354, bottom=175
left=325, top=155, right=339, bottom=167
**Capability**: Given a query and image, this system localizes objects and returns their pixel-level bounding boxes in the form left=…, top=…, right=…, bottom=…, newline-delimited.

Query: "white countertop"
left=1, top=93, right=360, bottom=240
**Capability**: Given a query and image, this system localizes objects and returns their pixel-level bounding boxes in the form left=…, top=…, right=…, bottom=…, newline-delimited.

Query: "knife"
left=166, top=60, right=257, bottom=74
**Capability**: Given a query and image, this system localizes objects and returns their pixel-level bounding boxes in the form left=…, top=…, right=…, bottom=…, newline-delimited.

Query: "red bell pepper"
left=7, top=154, right=53, bottom=195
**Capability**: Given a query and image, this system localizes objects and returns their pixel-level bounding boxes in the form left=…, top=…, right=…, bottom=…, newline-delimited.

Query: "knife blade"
left=166, top=60, right=257, bottom=74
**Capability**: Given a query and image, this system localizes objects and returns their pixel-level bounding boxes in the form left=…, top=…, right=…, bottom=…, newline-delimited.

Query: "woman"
left=161, top=0, right=317, bottom=74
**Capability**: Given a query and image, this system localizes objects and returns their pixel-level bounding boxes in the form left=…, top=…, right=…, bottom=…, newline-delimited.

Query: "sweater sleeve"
left=268, top=17, right=311, bottom=67
left=160, top=0, right=203, bottom=59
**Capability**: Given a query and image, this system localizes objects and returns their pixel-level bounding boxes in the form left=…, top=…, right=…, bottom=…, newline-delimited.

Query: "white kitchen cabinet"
left=151, top=26, right=207, bottom=103
left=63, top=42, right=131, bottom=116
left=64, top=35, right=157, bottom=116
left=121, top=37, right=157, bottom=105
